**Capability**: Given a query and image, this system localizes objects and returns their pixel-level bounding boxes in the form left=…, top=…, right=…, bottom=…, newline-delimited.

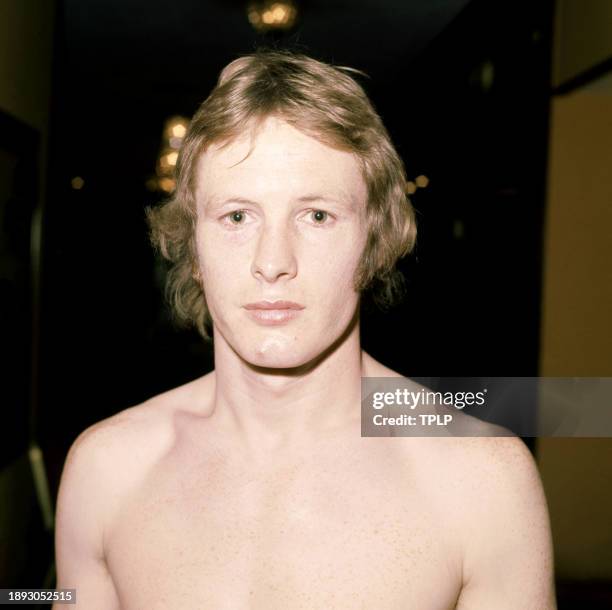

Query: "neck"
left=211, top=316, right=364, bottom=457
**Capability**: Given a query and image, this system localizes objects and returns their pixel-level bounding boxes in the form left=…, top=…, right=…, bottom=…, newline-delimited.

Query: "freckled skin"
left=53, top=118, right=556, bottom=610
left=100, top=367, right=469, bottom=610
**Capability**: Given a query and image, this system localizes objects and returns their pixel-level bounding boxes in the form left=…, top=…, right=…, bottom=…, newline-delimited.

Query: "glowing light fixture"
left=415, top=174, right=429, bottom=188
left=247, top=0, right=298, bottom=32
left=149, top=115, right=189, bottom=193
left=406, top=181, right=417, bottom=195
left=164, top=151, right=178, bottom=167
left=406, top=174, right=430, bottom=196
left=158, top=177, right=176, bottom=193
left=171, top=123, right=186, bottom=138
left=71, top=176, right=84, bottom=190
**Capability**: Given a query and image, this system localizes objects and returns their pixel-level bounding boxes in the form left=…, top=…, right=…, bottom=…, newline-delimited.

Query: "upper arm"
left=455, top=438, right=557, bottom=610
left=53, top=425, right=121, bottom=610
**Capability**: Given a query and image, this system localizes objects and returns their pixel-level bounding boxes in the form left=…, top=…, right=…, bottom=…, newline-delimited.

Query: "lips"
left=243, top=301, right=304, bottom=326
left=243, top=300, right=304, bottom=310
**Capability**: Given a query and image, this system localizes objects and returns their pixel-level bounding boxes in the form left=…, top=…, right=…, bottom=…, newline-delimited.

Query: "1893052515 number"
left=0, top=589, right=76, bottom=604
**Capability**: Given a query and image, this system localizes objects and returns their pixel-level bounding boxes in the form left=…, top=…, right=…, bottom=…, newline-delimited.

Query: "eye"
left=221, top=209, right=249, bottom=227
left=307, top=209, right=333, bottom=225
left=229, top=210, right=245, bottom=224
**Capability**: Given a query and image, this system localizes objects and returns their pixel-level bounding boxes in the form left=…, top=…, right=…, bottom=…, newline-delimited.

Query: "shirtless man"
left=54, top=50, right=556, bottom=609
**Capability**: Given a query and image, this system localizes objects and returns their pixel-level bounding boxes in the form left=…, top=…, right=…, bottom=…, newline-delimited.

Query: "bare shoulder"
left=360, top=350, right=551, bottom=533
left=438, top=435, right=549, bottom=503
left=410, top=434, right=551, bottom=524
left=390, top=435, right=555, bottom=607
left=59, top=371, right=216, bottom=529
left=442, top=436, right=556, bottom=609
left=54, top=372, right=216, bottom=608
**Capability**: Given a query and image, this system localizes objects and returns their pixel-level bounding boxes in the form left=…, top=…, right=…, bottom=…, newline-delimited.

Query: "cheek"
left=196, top=234, right=246, bottom=301
left=328, top=229, right=366, bottom=275
left=307, top=241, right=363, bottom=299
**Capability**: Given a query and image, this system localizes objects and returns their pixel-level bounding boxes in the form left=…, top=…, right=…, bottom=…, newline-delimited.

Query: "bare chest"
left=106, top=442, right=462, bottom=609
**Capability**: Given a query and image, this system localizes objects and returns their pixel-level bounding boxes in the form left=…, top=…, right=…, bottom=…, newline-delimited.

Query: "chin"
left=240, top=334, right=321, bottom=371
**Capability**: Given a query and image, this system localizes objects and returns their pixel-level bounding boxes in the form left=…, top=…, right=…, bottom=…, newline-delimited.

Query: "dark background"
left=8, top=0, right=610, bottom=607
left=39, top=0, right=553, bottom=468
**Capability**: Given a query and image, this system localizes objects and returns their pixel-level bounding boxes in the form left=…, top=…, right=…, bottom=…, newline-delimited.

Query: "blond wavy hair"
left=147, top=49, right=417, bottom=340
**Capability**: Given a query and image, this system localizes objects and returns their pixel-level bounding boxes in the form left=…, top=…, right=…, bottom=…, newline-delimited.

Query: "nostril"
left=251, top=238, right=298, bottom=282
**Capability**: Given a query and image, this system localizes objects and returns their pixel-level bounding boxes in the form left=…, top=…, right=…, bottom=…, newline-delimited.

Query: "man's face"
left=194, top=115, right=368, bottom=369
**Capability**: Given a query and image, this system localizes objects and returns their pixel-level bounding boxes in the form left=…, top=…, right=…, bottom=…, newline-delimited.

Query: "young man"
left=54, top=51, right=556, bottom=609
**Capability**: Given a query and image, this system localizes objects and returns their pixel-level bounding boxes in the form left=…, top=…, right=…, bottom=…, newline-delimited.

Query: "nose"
left=251, top=221, right=298, bottom=283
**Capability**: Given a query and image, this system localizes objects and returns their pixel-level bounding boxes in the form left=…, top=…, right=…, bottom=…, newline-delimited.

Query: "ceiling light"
left=415, top=175, right=429, bottom=188
left=247, top=1, right=298, bottom=32
left=71, top=176, right=84, bottom=190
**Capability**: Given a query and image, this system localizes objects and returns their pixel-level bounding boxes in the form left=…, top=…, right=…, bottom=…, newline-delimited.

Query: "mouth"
left=243, top=301, right=304, bottom=326
left=244, top=300, right=304, bottom=310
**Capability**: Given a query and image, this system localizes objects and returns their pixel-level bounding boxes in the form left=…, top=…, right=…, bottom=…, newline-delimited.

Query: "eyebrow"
left=206, top=193, right=355, bottom=209
left=297, top=194, right=352, bottom=207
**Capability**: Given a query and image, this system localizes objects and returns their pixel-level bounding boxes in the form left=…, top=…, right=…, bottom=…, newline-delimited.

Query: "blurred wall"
left=538, top=0, right=612, bottom=582
left=0, top=0, right=54, bottom=130
left=538, top=88, right=612, bottom=579
left=553, top=0, right=612, bottom=87
left=540, top=90, right=612, bottom=378
left=0, top=0, right=55, bottom=587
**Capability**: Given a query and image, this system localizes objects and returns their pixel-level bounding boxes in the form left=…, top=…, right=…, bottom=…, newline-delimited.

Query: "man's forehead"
left=199, top=119, right=349, bottom=165
left=194, top=122, right=367, bottom=207
left=196, top=166, right=365, bottom=212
